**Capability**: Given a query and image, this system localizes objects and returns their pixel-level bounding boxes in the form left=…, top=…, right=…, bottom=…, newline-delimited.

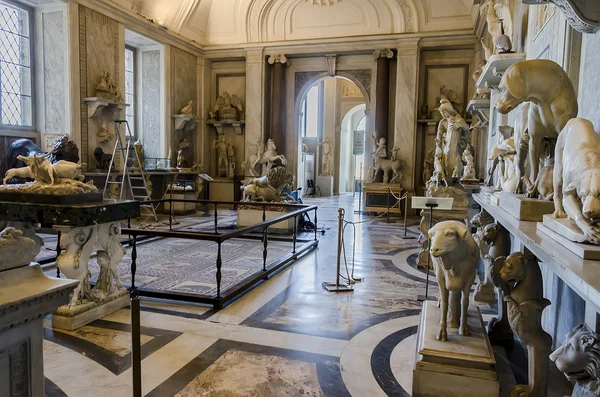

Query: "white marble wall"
left=578, top=32, right=600, bottom=131
left=42, top=10, right=66, bottom=135
left=141, top=49, right=161, bottom=159
left=171, top=47, right=198, bottom=163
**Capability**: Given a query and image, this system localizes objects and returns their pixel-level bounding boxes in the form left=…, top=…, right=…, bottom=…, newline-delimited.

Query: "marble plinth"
left=165, top=192, right=196, bottom=214
left=317, top=176, right=334, bottom=197
left=490, top=192, right=501, bottom=205
left=0, top=264, right=77, bottom=397
left=538, top=216, right=600, bottom=260
left=52, top=288, right=129, bottom=330
left=480, top=186, right=500, bottom=200
left=498, top=193, right=554, bottom=221
left=209, top=179, right=235, bottom=209
left=237, top=206, right=295, bottom=234
left=413, top=301, right=498, bottom=397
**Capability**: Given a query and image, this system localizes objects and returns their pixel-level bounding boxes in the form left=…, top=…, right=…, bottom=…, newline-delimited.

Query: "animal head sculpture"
left=497, top=252, right=528, bottom=286
left=496, top=62, right=528, bottom=114
left=428, top=221, right=470, bottom=261
left=48, top=136, right=80, bottom=163
left=550, top=323, right=600, bottom=395
left=266, top=166, right=294, bottom=190
left=565, top=169, right=600, bottom=220
left=471, top=209, right=494, bottom=229
left=482, top=223, right=500, bottom=245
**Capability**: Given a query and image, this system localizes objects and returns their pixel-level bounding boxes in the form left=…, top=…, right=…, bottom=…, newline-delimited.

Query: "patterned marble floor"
left=42, top=195, right=573, bottom=397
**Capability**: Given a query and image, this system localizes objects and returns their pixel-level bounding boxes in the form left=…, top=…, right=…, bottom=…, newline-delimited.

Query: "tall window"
left=0, top=0, right=33, bottom=128
left=124, top=46, right=135, bottom=138
left=354, top=115, right=366, bottom=179
left=301, top=84, right=319, bottom=138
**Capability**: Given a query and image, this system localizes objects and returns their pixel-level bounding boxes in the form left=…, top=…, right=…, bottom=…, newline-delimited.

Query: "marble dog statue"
left=550, top=323, right=600, bottom=397
left=553, top=118, right=600, bottom=244
left=496, top=60, right=578, bottom=198
left=428, top=221, right=478, bottom=341
left=490, top=252, right=551, bottom=397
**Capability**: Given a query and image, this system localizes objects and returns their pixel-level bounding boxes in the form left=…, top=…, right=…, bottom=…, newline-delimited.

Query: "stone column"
left=245, top=48, right=266, bottom=155
left=393, top=40, right=419, bottom=190
left=268, top=54, right=289, bottom=155
left=373, top=49, right=394, bottom=154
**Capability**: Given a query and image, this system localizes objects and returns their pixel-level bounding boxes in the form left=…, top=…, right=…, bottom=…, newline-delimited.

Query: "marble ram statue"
left=553, top=118, right=600, bottom=244
left=428, top=220, right=478, bottom=342
left=496, top=60, right=578, bottom=198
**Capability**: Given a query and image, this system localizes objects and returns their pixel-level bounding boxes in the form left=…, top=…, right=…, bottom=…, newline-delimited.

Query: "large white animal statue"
left=553, top=118, right=600, bottom=244
left=496, top=60, right=578, bottom=197
left=428, top=221, right=479, bottom=341
left=242, top=167, right=295, bottom=202
left=4, top=155, right=84, bottom=185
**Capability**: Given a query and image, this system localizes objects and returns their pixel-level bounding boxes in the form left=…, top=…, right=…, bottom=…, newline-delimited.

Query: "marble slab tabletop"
left=0, top=199, right=140, bottom=228
left=473, top=192, right=600, bottom=312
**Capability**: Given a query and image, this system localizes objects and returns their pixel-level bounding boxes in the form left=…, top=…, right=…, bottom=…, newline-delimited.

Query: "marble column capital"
left=373, top=49, right=394, bottom=60
left=268, top=54, right=290, bottom=66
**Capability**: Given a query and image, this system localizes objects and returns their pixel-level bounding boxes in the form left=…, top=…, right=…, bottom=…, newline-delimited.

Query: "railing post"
left=292, top=215, right=297, bottom=255
left=214, top=203, right=218, bottom=233
left=262, top=206, right=266, bottom=222
left=216, top=242, right=222, bottom=299
left=55, top=231, right=61, bottom=278
left=169, top=198, right=173, bottom=231
left=263, top=226, right=268, bottom=272
left=129, top=233, right=141, bottom=397
left=314, top=208, right=318, bottom=241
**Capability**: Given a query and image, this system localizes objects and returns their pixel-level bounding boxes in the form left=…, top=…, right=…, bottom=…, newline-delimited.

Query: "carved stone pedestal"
left=1, top=265, right=77, bottom=397
left=538, top=215, right=600, bottom=260
left=316, top=175, right=334, bottom=197
left=413, top=301, right=499, bottom=397
left=237, top=204, right=295, bottom=234
left=498, top=193, right=554, bottom=222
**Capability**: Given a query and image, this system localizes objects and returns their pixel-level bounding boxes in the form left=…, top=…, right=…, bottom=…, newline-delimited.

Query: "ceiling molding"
left=171, top=0, right=201, bottom=33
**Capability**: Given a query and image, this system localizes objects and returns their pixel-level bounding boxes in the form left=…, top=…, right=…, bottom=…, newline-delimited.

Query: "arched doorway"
left=296, top=76, right=368, bottom=195
left=339, top=104, right=366, bottom=193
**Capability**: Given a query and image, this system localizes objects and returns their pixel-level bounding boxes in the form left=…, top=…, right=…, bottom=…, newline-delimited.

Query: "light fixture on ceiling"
left=305, top=0, right=340, bottom=5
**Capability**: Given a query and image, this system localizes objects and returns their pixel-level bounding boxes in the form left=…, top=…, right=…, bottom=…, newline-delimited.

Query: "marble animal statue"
left=428, top=221, right=479, bottom=341
left=242, top=166, right=295, bottom=202
left=495, top=18, right=512, bottom=53
left=487, top=132, right=518, bottom=191
left=460, top=146, right=477, bottom=182
left=428, top=147, right=448, bottom=188
left=550, top=323, right=600, bottom=397
left=474, top=222, right=510, bottom=304
left=47, top=136, right=80, bottom=164
left=0, top=227, right=42, bottom=268
left=510, top=103, right=532, bottom=194
left=180, top=100, right=193, bottom=116
left=522, top=154, right=554, bottom=200
left=369, top=147, right=404, bottom=185
left=214, top=92, right=243, bottom=121
left=553, top=118, right=600, bottom=244
left=489, top=252, right=552, bottom=397
left=471, top=209, right=494, bottom=300
left=16, top=154, right=55, bottom=185
left=6, top=138, right=44, bottom=171
left=56, top=222, right=125, bottom=307
left=496, top=60, right=578, bottom=197
left=3, top=166, right=33, bottom=184
left=242, top=139, right=287, bottom=177
left=94, top=147, right=113, bottom=171
left=472, top=59, right=491, bottom=99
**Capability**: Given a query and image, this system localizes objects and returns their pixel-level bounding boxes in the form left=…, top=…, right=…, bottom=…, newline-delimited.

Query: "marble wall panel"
left=141, top=49, right=161, bottom=159
left=578, top=32, right=600, bottom=131
left=171, top=47, right=197, bottom=163
left=42, top=11, right=66, bottom=134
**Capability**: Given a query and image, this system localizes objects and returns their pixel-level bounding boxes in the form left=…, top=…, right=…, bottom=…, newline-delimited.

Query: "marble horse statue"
left=428, top=221, right=479, bottom=341
left=243, top=138, right=287, bottom=176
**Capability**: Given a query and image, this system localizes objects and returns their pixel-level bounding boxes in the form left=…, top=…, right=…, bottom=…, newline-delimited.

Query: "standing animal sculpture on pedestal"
left=369, top=147, right=404, bottom=185
left=428, top=221, right=479, bottom=341
left=522, top=149, right=554, bottom=200
left=550, top=323, right=600, bottom=397
left=242, top=139, right=287, bottom=177
left=489, top=252, right=551, bottom=397
left=472, top=209, right=495, bottom=301
left=553, top=118, right=600, bottom=244
left=480, top=0, right=513, bottom=55
left=496, top=60, right=578, bottom=198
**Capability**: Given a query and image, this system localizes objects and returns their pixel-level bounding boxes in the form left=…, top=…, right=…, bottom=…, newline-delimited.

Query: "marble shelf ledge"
left=522, top=0, right=600, bottom=34
left=83, top=97, right=129, bottom=119
left=473, top=192, right=600, bottom=312
left=467, top=99, right=491, bottom=124
left=207, top=120, right=246, bottom=135
left=173, top=114, right=200, bottom=131
left=476, top=53, right=526, bottom=89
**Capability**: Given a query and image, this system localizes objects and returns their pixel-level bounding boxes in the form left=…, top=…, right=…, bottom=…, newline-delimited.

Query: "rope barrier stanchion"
left=322, top=208, right=354, bottom=292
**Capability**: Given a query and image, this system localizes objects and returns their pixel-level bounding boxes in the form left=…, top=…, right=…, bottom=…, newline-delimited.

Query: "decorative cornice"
left=304, top=0, right=340, bottom=5
left=373, top=48, right=395, bottom=60
left=522, top=0, right=600, bottom=33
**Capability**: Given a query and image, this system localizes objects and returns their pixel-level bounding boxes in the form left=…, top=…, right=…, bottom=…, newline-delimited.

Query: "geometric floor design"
left=42, top=195, right=574, bottom=397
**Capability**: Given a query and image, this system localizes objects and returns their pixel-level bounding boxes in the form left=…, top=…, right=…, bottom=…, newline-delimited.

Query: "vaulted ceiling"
left=112, top=0, right=476, bottom=46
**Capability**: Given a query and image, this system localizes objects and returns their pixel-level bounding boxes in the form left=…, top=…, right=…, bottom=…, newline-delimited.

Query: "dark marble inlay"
left=146, top=339, right=351, bottom=397
left=44, top=377, right=68, bottom=397
left=43, top=319, right=181, bottom=375
left=370, top=325, right=418, bottom=397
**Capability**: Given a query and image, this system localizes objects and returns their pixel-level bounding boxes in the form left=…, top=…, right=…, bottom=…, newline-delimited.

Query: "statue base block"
left=237, top=205, right=294, bottom=234
left=474, top=282, right=496, bottom=304
left=316, top=176, right=333, bottom=197
left=413, top=301, right=499, bottom=397
left=498, top=193, right=554, bottom=221
left=538, top=216, right=600, bottom=260
left=490, top=192, right=501, bottom=205
left=208, top=179, right=236, bottom=208
left=52, top=288, right=129, bottom=330
left=480, top=186, right=500, bottom=200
